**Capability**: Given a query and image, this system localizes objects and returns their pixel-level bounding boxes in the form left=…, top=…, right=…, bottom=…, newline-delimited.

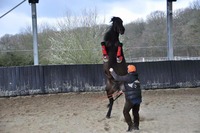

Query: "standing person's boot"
left=127, top=122, right=134, bottom=132
left=133, top=104, right=140, bottom=130
left=101, top=42, right=109, bottom=62
left=133, top=123, right=139, bottom=130
left=133, top=118, right=139, bottom=130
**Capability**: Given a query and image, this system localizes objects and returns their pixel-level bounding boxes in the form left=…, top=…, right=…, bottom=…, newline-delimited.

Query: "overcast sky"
left=0, top=0, right=194, bottom=37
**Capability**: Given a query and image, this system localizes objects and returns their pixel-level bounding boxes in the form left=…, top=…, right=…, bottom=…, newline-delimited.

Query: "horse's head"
left=110, top=17, right=125, bottom=35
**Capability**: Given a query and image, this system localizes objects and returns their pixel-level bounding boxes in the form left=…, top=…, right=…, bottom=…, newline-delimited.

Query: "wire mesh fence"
left=0, top=44, right=200, bottom=65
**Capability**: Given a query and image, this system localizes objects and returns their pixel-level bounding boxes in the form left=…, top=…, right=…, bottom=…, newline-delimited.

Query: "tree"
left=174, top=0, right=200, bottom=57
left=0, top=33, right=33, bottom=66
left=123, top=19, right=146, bottom=60
left=48, top=9, right=106, bottom=64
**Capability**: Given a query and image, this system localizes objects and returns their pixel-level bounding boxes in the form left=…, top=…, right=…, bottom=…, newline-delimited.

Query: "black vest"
left=124, top=73, right=142, bottom=100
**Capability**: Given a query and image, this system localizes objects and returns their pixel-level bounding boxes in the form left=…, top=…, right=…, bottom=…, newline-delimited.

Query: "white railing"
left=126, top=56, right=200, bottom=62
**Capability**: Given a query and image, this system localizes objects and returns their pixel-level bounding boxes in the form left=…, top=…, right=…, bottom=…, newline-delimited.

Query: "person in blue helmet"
left=109, top=65, right=142, bottom=132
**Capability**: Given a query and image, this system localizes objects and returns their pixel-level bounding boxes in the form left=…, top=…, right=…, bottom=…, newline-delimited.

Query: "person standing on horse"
left=109, top=65, right=142, bottom=132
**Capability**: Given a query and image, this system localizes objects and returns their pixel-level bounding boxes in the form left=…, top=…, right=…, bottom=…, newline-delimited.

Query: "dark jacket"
left=110, top=71, right=142, bottom=104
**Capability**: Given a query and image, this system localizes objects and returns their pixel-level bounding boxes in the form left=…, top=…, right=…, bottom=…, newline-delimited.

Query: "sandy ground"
left=0, top=88, right=200, bottom=133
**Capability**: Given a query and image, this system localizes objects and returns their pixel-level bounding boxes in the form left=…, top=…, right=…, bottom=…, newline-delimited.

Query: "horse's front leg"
left=106, top=96, right=114, bottom=118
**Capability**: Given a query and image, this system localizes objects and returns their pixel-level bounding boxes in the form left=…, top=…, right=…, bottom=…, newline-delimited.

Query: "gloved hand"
left=109, top=68, right=113, bottom=72
left=119, top=90, right=123, bottom=94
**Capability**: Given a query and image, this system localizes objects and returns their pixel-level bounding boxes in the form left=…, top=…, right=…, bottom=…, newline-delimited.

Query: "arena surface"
left=0, top=88, right=200, bottom=133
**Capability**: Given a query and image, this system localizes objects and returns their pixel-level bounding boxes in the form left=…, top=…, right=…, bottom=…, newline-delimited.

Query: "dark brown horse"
left=101, top=17, right=127, bottom=118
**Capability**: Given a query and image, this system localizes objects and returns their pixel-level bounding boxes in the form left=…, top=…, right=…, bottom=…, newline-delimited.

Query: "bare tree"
left=174, top=0, right=200, bottom=57
left=48, top=8, right=106, bottom=64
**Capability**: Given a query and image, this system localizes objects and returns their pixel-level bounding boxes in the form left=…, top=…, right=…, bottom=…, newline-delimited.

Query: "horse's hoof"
left=116, top=56, right=123, bottom=63
left=106, top=115, right=111, bottom=119
left=103, top=55, right=109, bottom=62
left=103, top=59, right=109, bottom=62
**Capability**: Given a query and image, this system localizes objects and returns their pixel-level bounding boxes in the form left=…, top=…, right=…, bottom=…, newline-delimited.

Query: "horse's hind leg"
left=106, top=97, right=114, bottom=118
left=105, top=79, right=115, bottom=118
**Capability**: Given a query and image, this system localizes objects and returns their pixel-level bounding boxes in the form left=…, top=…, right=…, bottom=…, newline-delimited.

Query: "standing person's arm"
left=109, top=68, right=129, bottom=82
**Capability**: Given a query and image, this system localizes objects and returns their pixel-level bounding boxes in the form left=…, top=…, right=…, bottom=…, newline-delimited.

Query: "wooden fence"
left=0, top=60, right=200, bottom=97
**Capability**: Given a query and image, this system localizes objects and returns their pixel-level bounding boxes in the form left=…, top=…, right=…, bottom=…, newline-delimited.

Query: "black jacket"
left=110, top=71, right=142, bottom=104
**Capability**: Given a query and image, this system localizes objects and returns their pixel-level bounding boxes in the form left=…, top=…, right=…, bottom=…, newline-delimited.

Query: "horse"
left=101, top=17, right=127, bottom=118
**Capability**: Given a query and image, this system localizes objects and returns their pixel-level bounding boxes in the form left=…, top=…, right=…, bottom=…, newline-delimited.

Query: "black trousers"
left=123, top=99, right=140, bottom=127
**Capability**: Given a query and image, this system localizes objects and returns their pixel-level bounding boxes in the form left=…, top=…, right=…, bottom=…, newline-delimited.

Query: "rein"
left=107, top=90, right=123, bottom=101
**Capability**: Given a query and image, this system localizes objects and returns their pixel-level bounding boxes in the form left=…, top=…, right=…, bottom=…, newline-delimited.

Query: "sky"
left=0, top=0, right=195, bottom=37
